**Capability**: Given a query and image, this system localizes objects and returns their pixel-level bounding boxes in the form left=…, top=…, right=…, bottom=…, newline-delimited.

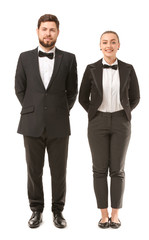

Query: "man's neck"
left=39, top=44, right=55, bottom=53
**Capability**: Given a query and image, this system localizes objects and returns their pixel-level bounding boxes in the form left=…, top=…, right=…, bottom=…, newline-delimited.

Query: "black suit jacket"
left=15, top=47, right=78, bottom=137
left=79, top=59, right=140, bottom=121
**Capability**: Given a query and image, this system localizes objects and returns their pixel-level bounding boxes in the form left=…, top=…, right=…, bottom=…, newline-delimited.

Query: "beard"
left=39, top=38, right=56, bottom=49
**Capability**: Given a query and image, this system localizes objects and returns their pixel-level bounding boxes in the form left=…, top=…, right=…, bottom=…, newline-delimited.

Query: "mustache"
left=39, top=39, right=56, bottom=48
left=44, top=35, right=51, bottom=38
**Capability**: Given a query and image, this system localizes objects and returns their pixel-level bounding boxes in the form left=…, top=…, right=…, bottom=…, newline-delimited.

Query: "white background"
left=0, top=0, right=149, bottom=239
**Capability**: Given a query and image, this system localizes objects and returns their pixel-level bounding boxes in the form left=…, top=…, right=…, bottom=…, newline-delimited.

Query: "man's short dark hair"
left=37, top=14, right=59, bottom=29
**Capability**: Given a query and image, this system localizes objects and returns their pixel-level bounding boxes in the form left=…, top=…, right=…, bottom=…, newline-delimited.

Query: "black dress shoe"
left=98, top=219, right=110, bottom=229
left=28, top=211, right=42, bottom=228
left=53, top=212, right=67, bottom=228
left=109, top=218, right=121, bottom=229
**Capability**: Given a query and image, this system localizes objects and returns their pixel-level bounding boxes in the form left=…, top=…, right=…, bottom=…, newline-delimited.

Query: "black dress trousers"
left=24, top=129, right=69, bottom=213
left=88, top=110, right=131, bottom=209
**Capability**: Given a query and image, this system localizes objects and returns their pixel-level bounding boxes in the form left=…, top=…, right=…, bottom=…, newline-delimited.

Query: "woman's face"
left=100, top=33, right=120, bottom=60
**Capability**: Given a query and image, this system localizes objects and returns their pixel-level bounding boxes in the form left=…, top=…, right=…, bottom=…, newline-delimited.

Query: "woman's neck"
left=103, top=56, right=117, bottom=65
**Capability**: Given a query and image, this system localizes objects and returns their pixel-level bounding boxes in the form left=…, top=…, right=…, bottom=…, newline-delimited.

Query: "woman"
left=79, top=31, right=140, bottom=229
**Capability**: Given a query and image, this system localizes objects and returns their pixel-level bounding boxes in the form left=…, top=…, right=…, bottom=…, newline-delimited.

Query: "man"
left=15, top=14, right=77, bottom=229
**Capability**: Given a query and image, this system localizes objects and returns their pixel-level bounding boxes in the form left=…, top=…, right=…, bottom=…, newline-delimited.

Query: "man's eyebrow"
left=41, top=27, right=56, bottom=30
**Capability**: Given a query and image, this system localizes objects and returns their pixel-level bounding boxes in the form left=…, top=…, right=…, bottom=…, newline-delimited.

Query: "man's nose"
left=46, top=30, right=51, bottom=36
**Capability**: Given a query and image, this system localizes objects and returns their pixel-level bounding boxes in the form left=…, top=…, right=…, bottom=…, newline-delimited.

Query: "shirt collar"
left=102, top=58, right=118, bottom=66
left=38, top=46, right=56, bottom=57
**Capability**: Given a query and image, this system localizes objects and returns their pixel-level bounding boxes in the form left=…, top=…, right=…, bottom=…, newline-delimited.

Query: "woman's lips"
left=105, top=49, right=113, bottom=52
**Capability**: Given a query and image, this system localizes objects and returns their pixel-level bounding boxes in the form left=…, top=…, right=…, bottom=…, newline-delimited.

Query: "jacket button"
left=44, top=106, right=47, bottom=110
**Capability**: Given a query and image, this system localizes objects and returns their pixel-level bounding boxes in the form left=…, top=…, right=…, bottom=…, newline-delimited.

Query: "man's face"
left=100, top=33, right=120, bottom=59
left=37, top=21, right=59, bottom=50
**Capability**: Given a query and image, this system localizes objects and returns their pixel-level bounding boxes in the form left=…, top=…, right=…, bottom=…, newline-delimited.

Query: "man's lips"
left=44, top=38, right=52, bottom=41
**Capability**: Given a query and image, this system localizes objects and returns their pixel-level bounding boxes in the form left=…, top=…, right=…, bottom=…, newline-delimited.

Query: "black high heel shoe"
left=98, top=218, right=110, bottom=229
left=109, top=217, right=121, bottom=229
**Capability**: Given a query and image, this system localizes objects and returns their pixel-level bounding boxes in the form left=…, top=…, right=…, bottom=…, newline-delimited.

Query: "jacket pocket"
left=21, top=106, right=34, bottom=115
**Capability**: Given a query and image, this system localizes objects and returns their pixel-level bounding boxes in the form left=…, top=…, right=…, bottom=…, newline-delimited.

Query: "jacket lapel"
left=90, top=59, right=103, bottom=96
left=90, top=59, right=131, bottom=99
left=47, top=48, right=63, bottom=90
left=118, top=59, right=131, bottom=97
left=32, top=47, right=46, bottom=90
left=32, top=47, right=63, bottom=91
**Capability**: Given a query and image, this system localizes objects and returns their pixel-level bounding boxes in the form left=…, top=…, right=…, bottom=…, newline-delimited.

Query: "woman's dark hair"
left=37, top=14, right=59, bottom=29
left=100, top=31, right=120, bottom=43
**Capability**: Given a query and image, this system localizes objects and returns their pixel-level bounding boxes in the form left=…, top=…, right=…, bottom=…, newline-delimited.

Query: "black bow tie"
left=39, top=51, right=54, bottom=59
left=102, top=64, right=118, bottom=70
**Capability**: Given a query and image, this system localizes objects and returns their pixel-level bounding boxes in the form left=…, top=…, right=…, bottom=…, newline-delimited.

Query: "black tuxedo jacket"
left=15, top=47, right=78, bottom=137
left=79, top=59, right=140, bottom=121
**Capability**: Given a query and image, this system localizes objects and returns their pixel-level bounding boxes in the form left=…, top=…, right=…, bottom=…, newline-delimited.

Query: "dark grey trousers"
left=88, top=110, right=131, bottom=209
left=24, top=129, right=69, bottom=213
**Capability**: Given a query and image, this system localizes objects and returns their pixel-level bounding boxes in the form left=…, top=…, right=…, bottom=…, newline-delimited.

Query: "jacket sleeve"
left=15, top=54, right=27, bottom=105
left=66, top=55, right=78, bottom=110
left=79, top=65, right=92, bottom=112
left=129, top=66, right=140, bottom=110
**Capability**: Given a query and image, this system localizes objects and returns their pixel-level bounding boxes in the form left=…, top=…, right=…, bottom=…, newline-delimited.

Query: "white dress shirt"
left=38, top=46, right=55, bottom=89
left=98, top=58, right=123, bottom=113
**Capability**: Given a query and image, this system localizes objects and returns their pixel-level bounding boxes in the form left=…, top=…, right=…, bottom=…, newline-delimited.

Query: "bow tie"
left=39, top=51, right=54, bottom=59
left=102, top=64, right=118, bottom=70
